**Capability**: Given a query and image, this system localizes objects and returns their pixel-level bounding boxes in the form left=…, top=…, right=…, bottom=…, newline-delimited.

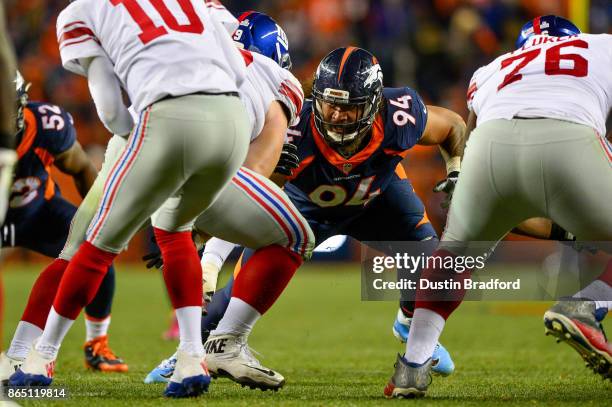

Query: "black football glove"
left=550, top=224, right=599, bottom=254
left=274, top=142, right=299, bottom=176
left=433, top=171, right=460, bottom=209
left=142, top=235, right=163, bottom=269
left=142, top=234, right=205, bottom=270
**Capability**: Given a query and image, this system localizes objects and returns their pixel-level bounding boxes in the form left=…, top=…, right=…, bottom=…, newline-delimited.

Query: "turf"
left=2, top=264, right=610, bottom=406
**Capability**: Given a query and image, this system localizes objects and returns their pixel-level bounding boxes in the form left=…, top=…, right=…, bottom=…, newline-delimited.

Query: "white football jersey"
left=240, top=51, right=304, bottom=141
left=467, top=33, right=612, bottom=135
left=56, top=0, right=246, bottom=112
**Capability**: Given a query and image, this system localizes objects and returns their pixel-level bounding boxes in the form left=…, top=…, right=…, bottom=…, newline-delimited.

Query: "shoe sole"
left=8, top=369, right=52, bottom=387
left=544, top=311, right=611, bottom=380
left=384, top=382, right=425, bottom=399
left=213, top=368, right=284, bottom=391
left=164, top=375, right=210, bottom=398
left=85, top=361, right=129, bottom=373
left=144, top=373, right=172, bottom=384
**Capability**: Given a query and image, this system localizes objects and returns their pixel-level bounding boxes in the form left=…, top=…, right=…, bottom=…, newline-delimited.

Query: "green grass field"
left=2, top=264, right=610, bottom=406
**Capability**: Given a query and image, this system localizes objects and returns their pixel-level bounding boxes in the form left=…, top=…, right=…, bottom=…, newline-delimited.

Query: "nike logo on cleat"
left=204, top=338, right=228, bottom=354
left=160, top=372, right=173, bottom=379
left=242, top=364, right=275, bottom=377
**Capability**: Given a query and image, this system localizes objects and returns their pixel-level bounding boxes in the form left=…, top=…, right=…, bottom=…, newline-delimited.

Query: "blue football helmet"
left=516, top=15, right=581, bottom=48
left=312, top=47, right=383, bottom=147
left=234, top=11, right=291, bottom=70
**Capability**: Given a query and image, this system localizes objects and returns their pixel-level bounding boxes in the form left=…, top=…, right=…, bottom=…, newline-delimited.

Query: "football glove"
left=273, top=142, right=299, bottom=176
left=433, top=171, right=459, bottom=209
left=142, top=235, right=163, bottom=269
left=550, top=223, right=598, bottom=254
left=142, top=233, right=205, bottom=270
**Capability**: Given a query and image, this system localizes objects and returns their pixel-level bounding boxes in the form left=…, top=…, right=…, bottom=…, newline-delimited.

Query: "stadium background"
left=1, top=3, right=611, bottom=404
left=4, top=0, right=611, bottom=263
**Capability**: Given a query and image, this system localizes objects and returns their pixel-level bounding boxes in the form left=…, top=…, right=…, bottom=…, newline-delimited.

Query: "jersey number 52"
left=110, top=0, right=204, bottom=45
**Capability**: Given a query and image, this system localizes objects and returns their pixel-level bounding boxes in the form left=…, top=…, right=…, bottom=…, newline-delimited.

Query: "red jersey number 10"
left=498, top=40, right=588, bottom=91
left=110, top=0, right=204, bottom=45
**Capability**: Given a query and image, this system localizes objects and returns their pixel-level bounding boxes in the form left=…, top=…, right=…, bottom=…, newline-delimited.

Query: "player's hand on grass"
left=433, top=171, right=459, bottom=209
left=274, top=142, right=299, bottom=176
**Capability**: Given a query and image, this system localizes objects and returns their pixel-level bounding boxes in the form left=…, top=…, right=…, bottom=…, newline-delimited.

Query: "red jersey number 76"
left=498, top=39, right=588, bottom=91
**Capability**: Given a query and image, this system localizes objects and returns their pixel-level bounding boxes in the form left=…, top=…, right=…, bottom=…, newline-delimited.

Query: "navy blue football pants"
left=2, top=195, right=115, bottom=319
left=201, top=178, right=437, bottom=338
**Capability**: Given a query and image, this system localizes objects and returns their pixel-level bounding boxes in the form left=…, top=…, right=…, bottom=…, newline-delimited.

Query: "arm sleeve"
left=202, top=238, right=237, bottom=269
left=56, top=3, right=107, bottom=77
left=276, top=71, right=304, bottom=127
left=86, top=55, right=134, bottom=136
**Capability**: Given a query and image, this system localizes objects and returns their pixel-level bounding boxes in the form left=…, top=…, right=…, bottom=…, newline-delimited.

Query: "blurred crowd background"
left=4, top=0, right=611, bottom=261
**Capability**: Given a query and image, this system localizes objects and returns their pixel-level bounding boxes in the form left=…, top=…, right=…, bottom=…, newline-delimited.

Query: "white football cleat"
left=204, top=333, right=285, bottom=391
left=8, top=345, right=55, bottom=387
left=0, top=353, right=23, bottom=386
left=163, top=350, right=210, bottom=398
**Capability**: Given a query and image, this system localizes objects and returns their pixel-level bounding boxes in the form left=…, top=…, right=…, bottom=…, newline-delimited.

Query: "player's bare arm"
left=80, top=56, right=133, bottom=137
left=418, top=106, right=466, bottom=207
left=54, top=141, right=98, bottom=198
left=242, top=100, right=288, bottom=178
left=418, top=105, right=466, bottom=164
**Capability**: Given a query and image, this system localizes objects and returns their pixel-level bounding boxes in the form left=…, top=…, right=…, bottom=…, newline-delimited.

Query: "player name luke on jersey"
left=56, top=0, right=247, bottom=113
left=284, top=87, right=427, bottom=221
left=467, top=33, right=612, bottom=136
left=240, top=51, right=303, bottom=141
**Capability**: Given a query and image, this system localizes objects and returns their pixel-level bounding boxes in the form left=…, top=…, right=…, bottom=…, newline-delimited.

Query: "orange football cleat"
left=84, top=335, right=128, bottom=373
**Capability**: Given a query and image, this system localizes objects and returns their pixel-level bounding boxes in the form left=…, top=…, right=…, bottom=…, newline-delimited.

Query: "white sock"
left=201, top=238, right=237, bottom=270
left=6, top=321, right=43, bottom=360
left=175, top=306, right=204, bottom=357
left=573, top=280, right=612, bottom=311
left=85, top=315, right=111, bottom=341
left=35, top=307, right=75, bottom=359
left=404, top=308, right=445, bottom=365
left=212, top=297, right=260, bottom=337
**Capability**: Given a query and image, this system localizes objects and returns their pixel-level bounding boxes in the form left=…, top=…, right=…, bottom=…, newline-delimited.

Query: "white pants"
left=61, top=103, right=314, bottom=260
left=85, top=94, right=250, bottom=253
left=443, top=118, right=612, bottom=248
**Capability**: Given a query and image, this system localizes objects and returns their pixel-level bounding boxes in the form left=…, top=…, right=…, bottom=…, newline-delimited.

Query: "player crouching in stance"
left=0, top=72, right=126, bottom=384
left=384, top=16, right=612, bottom=398
left=149, top=44, right=468, bottom=389
left=145, top=11, right=314, bottom=391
